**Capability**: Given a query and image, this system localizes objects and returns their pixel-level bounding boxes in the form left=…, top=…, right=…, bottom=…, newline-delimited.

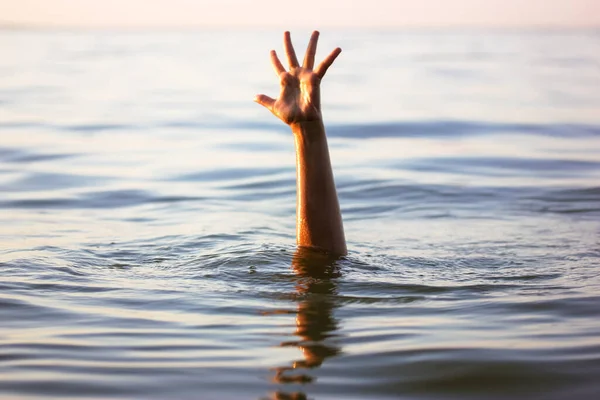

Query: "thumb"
left=254, top=94, right=275, bottom=111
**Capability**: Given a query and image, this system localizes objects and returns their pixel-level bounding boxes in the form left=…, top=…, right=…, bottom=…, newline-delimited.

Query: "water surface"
left=1, top=29, right=600, bottom=399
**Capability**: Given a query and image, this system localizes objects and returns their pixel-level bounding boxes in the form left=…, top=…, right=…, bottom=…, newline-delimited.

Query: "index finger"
left=283, top=31, right=299, bottom=69
left=270, top=50, right=285, bottom=77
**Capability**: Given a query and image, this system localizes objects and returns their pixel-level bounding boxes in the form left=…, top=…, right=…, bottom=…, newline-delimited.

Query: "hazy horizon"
left=1, top=0, right=598, bottom=29
left=1, top=20, right=598, bottom=32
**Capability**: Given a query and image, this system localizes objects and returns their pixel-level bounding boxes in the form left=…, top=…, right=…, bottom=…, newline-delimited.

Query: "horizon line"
left=1, top=21, right=599, bottom=32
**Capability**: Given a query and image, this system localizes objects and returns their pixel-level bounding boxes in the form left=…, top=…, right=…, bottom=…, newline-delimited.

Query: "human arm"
left=254, top=31, right=347, bottom=256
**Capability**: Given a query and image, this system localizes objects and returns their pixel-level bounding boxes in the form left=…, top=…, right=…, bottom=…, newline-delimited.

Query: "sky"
left=0, top=0, right=599, bottom=29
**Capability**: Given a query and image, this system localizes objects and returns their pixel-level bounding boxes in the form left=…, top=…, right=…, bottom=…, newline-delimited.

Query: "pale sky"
left=0, top=0, right=598, bottom=28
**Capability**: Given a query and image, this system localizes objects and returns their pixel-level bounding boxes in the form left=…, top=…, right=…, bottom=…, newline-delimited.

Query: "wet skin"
left=255, top=31, right=347, bottom=256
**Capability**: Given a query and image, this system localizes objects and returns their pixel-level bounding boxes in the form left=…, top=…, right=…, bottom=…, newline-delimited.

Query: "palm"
left=255, top=31, right=341, bottom=125
left=272, top=69, right=321, bottom=124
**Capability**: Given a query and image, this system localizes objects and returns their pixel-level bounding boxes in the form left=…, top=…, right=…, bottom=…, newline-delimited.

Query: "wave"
left=1, top=119, right=599, bottom=139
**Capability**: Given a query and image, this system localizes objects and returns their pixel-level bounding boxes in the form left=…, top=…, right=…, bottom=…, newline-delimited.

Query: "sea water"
left=1, top=29, right=600, bottom=399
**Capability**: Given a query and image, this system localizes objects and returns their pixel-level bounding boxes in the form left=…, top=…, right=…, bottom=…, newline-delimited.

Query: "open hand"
left=254, top=31, right=341, bottom=125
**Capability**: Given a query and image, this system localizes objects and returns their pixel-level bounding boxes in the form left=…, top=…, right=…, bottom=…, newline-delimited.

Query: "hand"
left=254, top=31, right=342, bottom=125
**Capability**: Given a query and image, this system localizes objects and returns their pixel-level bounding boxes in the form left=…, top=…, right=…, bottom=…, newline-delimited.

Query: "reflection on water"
left=269, top=249, right=342, bottom=399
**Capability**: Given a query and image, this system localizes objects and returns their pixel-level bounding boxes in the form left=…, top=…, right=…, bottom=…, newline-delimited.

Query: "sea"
left=1, top=29, right=599, bottom=400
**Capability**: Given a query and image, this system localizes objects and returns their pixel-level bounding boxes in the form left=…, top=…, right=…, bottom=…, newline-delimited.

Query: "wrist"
left=290, top=119, right=326, bottom=142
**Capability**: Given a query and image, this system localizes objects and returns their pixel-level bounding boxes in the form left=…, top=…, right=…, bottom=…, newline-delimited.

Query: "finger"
left=253, top=94, right=276, bottom=111
left=314, top=47, right=342, bottom=79
left=283, top=31, right=299, bottom=69
left=270, top=50, right=285, bottom=77
left=303, top=31, right=319, bottom=69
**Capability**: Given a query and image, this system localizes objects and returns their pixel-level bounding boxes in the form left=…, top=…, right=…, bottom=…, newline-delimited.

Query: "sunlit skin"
left=255, top=31, right=347, bottom=256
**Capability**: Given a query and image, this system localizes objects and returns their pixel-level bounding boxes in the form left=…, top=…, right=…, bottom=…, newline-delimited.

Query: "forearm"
left=291, top=119, right=347, bottom=255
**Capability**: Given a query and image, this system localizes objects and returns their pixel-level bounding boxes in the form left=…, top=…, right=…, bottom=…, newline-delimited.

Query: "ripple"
left=326, top=121, right=600, bottom=139
left=0, top=146, right=76, bottom=164
left=175, top=167, right=289, bottom=183
left=402, top=156, right=600, bottom=177
left=0, top=189, right=206, bottom=209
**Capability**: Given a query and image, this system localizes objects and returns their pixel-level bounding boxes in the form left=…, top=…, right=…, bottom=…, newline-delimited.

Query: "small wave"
left=0, top=146, right=76, bottom=164
left=522, top=186, right=600, bottom=215
left=65, top=123, right=133, bottom=133
left=0, top=189, right=205, bottom=209
left=174, top=167, right=290, bottom=183
left=1, top=172, right=109, bottom=192
left=400, top=156, right=600, bottom=177
left=4, top=119, right=597, bottom=141
left=326, top=120, right=600, bottom=139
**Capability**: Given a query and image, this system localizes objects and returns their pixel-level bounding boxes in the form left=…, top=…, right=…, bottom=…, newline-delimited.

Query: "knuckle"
left=279, top=72, right=294, bottom=85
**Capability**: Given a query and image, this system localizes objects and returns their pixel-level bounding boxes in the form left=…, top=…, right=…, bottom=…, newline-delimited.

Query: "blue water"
left=1, top=29, right=600, bottom=400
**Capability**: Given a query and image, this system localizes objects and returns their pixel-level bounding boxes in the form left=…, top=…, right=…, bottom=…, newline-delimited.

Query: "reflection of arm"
left=271, top=248, right=341, bottom=388
left=255, top=31, right=347, bottom=255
